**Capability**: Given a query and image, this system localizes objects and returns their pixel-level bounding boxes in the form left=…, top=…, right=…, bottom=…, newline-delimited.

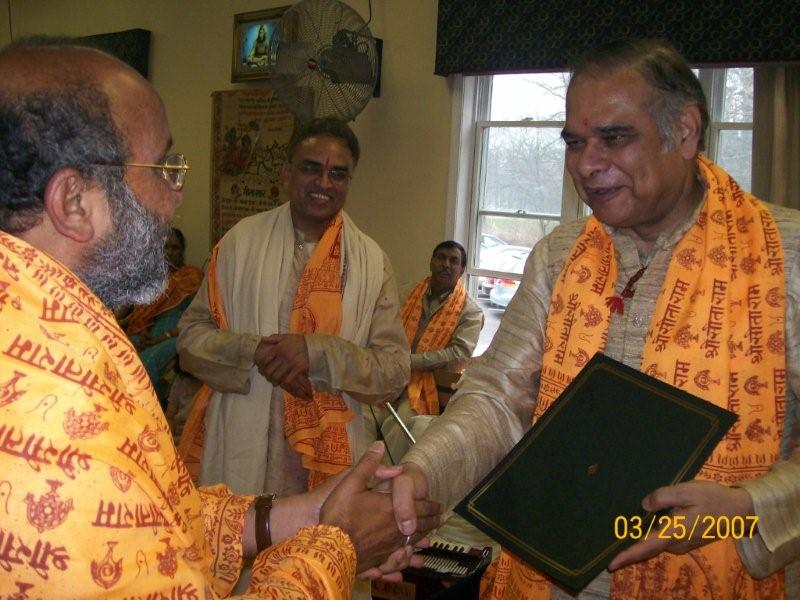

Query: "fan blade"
left=274, top=41, right=317, bottom=76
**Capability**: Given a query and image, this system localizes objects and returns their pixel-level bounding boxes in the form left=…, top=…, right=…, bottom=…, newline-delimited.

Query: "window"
left=470, top=72, right=580, bottom=278
left=452, top=68, right=754, bottom=354
left=698, top=68, right=754, bottom=191
left=454, top=72, right=579, bottom=354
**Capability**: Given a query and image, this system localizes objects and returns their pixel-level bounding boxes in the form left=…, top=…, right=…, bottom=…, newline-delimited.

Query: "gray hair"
left=570, top=39, right=709, bottom=151
left=0, top=82, right=128, bottom=233
left=0, top=37, right=170, bottom=308
left=76, top=176, right=169, bottom=309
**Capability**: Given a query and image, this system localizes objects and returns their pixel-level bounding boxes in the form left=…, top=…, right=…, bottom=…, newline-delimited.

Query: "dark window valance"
left=435, top=1, right=800, bottom=76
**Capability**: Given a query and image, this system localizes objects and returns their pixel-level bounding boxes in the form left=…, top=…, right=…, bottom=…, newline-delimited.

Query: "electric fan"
left=268, top=0, right=379, bottom=122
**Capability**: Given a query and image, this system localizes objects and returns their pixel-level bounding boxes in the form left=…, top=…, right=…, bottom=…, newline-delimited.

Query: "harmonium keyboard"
left=372, top=536, right=493, bottom=600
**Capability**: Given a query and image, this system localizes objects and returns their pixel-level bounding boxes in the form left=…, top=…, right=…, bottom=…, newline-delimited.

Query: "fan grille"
left=270, top=0, right=377, bottom=122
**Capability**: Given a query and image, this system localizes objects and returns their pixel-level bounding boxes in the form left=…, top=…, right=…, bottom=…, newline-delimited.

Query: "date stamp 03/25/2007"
left=613, top=514, right=759, bottom=541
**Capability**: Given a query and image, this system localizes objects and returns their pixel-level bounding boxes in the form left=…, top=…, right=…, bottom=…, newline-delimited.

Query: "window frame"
left=452, top=74, right=584, bottom=294
left=698, top=68, right=754, bottom=189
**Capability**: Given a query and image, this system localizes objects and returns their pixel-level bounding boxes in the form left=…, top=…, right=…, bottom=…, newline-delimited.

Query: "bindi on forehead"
left=582, top=117, right=589, bottom=127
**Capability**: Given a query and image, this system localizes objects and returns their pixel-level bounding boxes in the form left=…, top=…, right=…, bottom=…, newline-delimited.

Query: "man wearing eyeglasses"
left=177, top=119, right=410, bottom=503
left=389, top=39, right=800, bottom=600
left=0, top=40, right=438, bottom=598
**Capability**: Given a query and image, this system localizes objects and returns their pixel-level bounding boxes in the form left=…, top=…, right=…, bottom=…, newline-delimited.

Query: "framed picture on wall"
left=210, top=89, right=295, bottom=243
left=231, top=6, right=290, bottom=82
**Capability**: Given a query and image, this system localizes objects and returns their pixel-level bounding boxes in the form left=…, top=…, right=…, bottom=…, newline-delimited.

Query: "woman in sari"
left=123, top=227, right=203, bottom=404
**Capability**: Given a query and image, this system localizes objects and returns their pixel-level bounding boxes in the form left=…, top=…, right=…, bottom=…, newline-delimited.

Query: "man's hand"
left=320, top=442, right=441, bottom=575
left=254, top=334, right=312, bottom=399
left=266, top=460, right=408, bottom=549
left=608, top=480, right=755, bottom=571
left=388, top=461, right=431, bottom=538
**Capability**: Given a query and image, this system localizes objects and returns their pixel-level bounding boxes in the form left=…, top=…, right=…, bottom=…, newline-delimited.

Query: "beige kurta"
left=404, top=199, right=800, bottom=599
left=177, top=204, right=409, bottom=496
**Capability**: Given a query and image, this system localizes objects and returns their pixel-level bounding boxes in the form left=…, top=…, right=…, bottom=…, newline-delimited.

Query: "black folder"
left=454, top=353, right=737, bottom=593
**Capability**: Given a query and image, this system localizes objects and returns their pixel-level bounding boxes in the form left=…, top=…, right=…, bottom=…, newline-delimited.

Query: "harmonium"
left=372, top=536, right=492, bottom=600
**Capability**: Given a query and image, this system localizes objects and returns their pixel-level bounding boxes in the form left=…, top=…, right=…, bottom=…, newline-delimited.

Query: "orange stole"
left=177, top=246, right=227, bottom=482
left=401, top=278, right=467, bottom=415
left=283, top=213, right=353, bottom=489
left=483, top=157, right=786, bottom=600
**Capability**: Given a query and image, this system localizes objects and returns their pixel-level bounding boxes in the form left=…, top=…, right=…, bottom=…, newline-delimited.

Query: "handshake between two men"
left=254, top=332, right=443, bottom=580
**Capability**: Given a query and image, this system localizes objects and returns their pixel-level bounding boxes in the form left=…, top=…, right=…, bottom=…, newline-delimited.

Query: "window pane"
left=476, top=215, right=555, bottom=270
left=716, top=129, right=752, bottom=191
left=721, top=68, right=753, bottom=123
left=490, top=73, right=569, bottom=121
left=480, top=126, right=565, bottom=215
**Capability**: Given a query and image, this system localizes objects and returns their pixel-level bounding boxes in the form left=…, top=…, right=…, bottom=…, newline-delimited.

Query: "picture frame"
left=210, top=89, right=295, bottom=243
left=231, top=6, right=290, bottom=83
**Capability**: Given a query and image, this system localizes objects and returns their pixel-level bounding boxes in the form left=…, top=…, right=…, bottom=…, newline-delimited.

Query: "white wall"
left=4, top=0, right=453, bottom=295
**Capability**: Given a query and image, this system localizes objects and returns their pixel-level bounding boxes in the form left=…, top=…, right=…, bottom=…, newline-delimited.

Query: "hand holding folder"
left=454, top=353, right=737, bottom=593
left=607, top=478, right=755, bottom=571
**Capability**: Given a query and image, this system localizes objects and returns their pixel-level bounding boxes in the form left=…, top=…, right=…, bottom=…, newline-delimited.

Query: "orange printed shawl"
left=124, top=264, right=203, bottom=336
left=0, top=232, right=355, bottom=598
left=284, top=213, right=354, bottom=488
left=401, top=277, right=467, bottom=415
left=483, top=157, right=786, bottom=600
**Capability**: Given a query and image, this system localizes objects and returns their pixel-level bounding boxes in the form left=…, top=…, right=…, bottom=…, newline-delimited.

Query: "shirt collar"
left=426, top=284, right=453, bottom=303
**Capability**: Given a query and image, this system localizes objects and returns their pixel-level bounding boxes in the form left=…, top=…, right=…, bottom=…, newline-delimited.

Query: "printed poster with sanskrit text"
left=210, top=89, right=295, bottom=245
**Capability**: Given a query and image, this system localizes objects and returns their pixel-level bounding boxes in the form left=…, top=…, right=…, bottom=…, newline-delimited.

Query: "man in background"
left=0, top=39, right=435, bottom=598
left=391, top=38, right=800, bottom=599
left=366, top=240, right=482, bottom=465
left=177, top=118, right=410, bottom=499
left=400, top=240, right=482, bottom=416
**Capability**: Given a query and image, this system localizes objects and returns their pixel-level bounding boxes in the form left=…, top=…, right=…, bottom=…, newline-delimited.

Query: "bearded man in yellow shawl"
left=388, top=39, right=800, bottom=600
left=0, top=39, right=439, bottom=599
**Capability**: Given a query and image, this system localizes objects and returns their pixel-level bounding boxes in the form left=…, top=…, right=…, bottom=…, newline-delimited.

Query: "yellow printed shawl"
left=283, top=212, right=354, bottom=488
left=0, top=232, right=355, bottom=598
left=483, top=157, right=786, bottom=600
left=401, top=277, right=467, bottom=415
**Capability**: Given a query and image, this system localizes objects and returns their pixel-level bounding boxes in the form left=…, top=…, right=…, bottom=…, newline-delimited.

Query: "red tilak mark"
left=582, top=117, right=589, bottom=127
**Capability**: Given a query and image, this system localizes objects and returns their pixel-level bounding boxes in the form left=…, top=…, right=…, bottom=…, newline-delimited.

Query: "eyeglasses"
left=95, top=153, right=190, bottom=191
left=126, top=153, right=190, bottom=191
left=293, top=161, right=352, bottom=186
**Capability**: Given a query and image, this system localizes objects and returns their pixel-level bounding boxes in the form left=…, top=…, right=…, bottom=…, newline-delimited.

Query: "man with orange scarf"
left=400, top=240, right=482, bottom=416
left=390, top=39, right=800, bottom=599
left=177, top=119, right=409, bottom=498
left=0, top=40, right=437, bottom=598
